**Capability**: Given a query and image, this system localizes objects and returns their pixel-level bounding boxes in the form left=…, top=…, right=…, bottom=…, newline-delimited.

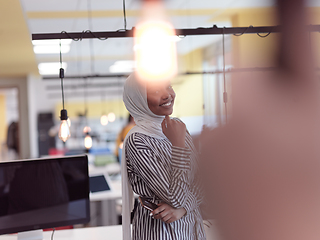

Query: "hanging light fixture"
left=100, top=89, right=109, bottom=126
left=83, top=126, right=91, bottom=134
left=134, top=0, right=177, bottom=83
left=58, top=40, right=71, bottom=142
left=82, top=78, right=92, bottom=134
left=108, top=112, right=116, bottom=123
left=59, top=109, right=70, bottom=142
left=83, top=0, right=95, bottom=150
left=100, top=114, right=108, bottom=125
left=84, top=133, right=93, bottom=149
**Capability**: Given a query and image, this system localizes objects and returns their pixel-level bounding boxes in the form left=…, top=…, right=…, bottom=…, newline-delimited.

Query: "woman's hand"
left=161, top=115, right=186, bottom=148
left=151, top=202, right=187, bottom=224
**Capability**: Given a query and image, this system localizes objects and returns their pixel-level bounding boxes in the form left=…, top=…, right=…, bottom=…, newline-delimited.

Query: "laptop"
left=89, top=172, right=112, bottom=193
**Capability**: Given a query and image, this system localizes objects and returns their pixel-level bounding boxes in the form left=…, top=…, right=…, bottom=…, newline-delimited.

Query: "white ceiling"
left=20, top=0, right=279, bottom=77
left=14, top=0, right=281, bottom=101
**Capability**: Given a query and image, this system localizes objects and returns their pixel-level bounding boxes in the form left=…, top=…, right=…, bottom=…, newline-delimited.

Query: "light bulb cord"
left=60, top=71, right=65, bottom=109
left=59, top=40, right=65, bottom=109
left=222, top=27, right=227, bottom=123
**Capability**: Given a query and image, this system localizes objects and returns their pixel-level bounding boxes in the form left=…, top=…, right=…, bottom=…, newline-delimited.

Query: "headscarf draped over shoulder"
left=121, top=73, right=167, bottom=240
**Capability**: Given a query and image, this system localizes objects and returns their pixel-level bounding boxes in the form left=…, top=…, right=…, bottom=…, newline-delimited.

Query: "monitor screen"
left=0, top=155, right=90, bottom=235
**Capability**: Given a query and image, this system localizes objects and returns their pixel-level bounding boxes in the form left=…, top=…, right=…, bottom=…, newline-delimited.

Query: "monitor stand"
left=17, top=229, right=43, bottom=240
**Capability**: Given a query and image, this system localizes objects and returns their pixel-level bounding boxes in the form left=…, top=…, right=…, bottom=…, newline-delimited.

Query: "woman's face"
left=146, top=81, right=176, bottom=116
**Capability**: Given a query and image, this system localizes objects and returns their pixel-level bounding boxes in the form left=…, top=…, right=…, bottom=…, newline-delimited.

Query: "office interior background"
left=0, top=0, right=320, bottom=238
left=1, top=0, right=320, bottom=161
left=1, top=0, right=320, bottom=229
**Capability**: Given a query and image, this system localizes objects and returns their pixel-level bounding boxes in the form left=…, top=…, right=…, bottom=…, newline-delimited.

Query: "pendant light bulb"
left=59, top=109, right=71, bottom=142
left=67, top=118, right=71, bottom=127
left=100, top=114, right=109, bottom=126
left=134, top=0, right=177, bottom=83
left=108, top=112, right=116, bottom=122
left=84, top=133, right=92, bottom=149
left=83, top=126, right=91, bottom=134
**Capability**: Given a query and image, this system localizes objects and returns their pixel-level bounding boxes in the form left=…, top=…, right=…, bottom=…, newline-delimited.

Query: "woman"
left=121, top=73, right=206, bottom=240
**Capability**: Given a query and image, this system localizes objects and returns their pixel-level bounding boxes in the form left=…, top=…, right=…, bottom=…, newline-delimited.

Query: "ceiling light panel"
left=38, top=62, right=67, bottom=75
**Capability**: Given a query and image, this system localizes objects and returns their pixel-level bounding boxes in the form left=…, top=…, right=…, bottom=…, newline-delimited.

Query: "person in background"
left=114, top=114, right=135, bottom=163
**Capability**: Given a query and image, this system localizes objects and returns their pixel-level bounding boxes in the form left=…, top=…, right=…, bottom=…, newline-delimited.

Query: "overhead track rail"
left=32, top=25, right=320, bottom=41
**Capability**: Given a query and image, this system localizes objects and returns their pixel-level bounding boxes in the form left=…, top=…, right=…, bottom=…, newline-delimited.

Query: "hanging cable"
left=84, top=78, right=88, bottom=124
left=222, top=27, right=228, bottom=124
left=58, top=39, right=71, bottom=142
left=123, top=0, right=127, bottom=30
left=51, top=228, right=56, bottom=240
left=233, top=25, right=253, bottom=36
left=100, top=87, right=108, bottom=126
left=59, top=40, right=65, bottom=109
left=257, top=32, right=271, bottom=38
left=83, top=77, right=93, bottom=149
left=87, top=0, right=95, bottom=74
left=118, top=77, right=122, bottom=121
left=87, top=0, right=93, bottom=30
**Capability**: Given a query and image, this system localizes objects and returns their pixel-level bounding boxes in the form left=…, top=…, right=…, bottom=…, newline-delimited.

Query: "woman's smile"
left=147, top=81, right=176, bottom=116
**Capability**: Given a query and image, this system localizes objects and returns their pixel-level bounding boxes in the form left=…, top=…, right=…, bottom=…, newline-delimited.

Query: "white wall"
left=0, top=77, right=30, bottom=159
left=27, top=74, right=60, bottom=158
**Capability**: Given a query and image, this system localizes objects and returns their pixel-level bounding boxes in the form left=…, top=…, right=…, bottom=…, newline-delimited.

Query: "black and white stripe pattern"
left=125, top=131, right=206, bottom=240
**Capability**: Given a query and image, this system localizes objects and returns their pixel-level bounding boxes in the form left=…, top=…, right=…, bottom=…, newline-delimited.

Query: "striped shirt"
left=125, top=131, right=206, bottom=240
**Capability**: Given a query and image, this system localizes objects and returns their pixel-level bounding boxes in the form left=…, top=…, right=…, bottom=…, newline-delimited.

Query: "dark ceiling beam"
left=32, top=25, right=320, bottom=40
left=43, top=74, right=129, bottom=80
left=43, top=67, right=279, bottom=81
left=31, top=25, right=277, bottom=40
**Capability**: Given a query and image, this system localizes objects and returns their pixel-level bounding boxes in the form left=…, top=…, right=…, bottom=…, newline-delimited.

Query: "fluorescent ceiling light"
left=34, top=45, right=70, bottom=54
left=32, top=39, right=72, bottom=45
left=32, top=39, right=72, bottom=54
left=38, top=62, right=67, bottom=75
left=109, top=60, right=136, bottom=73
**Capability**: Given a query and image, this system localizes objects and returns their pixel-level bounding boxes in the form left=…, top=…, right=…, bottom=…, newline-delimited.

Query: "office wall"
left=0, top=77, right=30, bottom=159
left=230, top=8, right=279, bottom=69
left=0, top=95, right=6, bottom=152
left=54, top=100, right=127, bottom=120
left=308, top=7, right=320, bottom=68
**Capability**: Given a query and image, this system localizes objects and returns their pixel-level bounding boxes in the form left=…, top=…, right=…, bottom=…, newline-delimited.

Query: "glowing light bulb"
left=100, top=114, right=109, bottom=126
left=83, top=126, right=91, bottom=134
left=108, top=112, right=116, bottom=122
left=134, top=0, right=177, bottom=83
left=59, top=120, right=71, bottom=142
left=59, top=109, right=71, bottom=142
left=67, top=118, right=71, bottom=127
left=84, top=134, right=92, bottom=149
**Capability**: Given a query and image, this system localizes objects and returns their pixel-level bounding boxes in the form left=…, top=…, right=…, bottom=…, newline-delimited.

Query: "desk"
left=0, top=225, right=122, bottom=240
left=88, top=165, right=122, bottom=226
left=0, top=222, right=220, bottom=240
left=89, top=178, right=122, bottom=202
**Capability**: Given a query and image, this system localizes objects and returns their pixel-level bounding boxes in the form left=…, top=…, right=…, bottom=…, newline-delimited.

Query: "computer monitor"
left=0, top=155, right=90, bottom=239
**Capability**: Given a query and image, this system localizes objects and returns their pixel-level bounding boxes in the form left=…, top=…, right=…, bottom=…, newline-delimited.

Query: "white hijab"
left=121, top=73, right=167, bottom=240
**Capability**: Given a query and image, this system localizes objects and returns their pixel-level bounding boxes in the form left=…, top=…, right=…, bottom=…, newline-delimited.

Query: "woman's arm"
left=126, top=133, right=192, bottom=208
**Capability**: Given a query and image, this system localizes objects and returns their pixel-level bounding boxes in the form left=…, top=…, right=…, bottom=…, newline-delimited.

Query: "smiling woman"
left=146, top=81, right=175, bottom=116
left=121, top=73, right=205, bottom=240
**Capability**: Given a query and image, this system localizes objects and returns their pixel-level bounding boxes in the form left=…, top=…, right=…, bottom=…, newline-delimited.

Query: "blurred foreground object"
left=200, top=0, right=320, bottom=240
